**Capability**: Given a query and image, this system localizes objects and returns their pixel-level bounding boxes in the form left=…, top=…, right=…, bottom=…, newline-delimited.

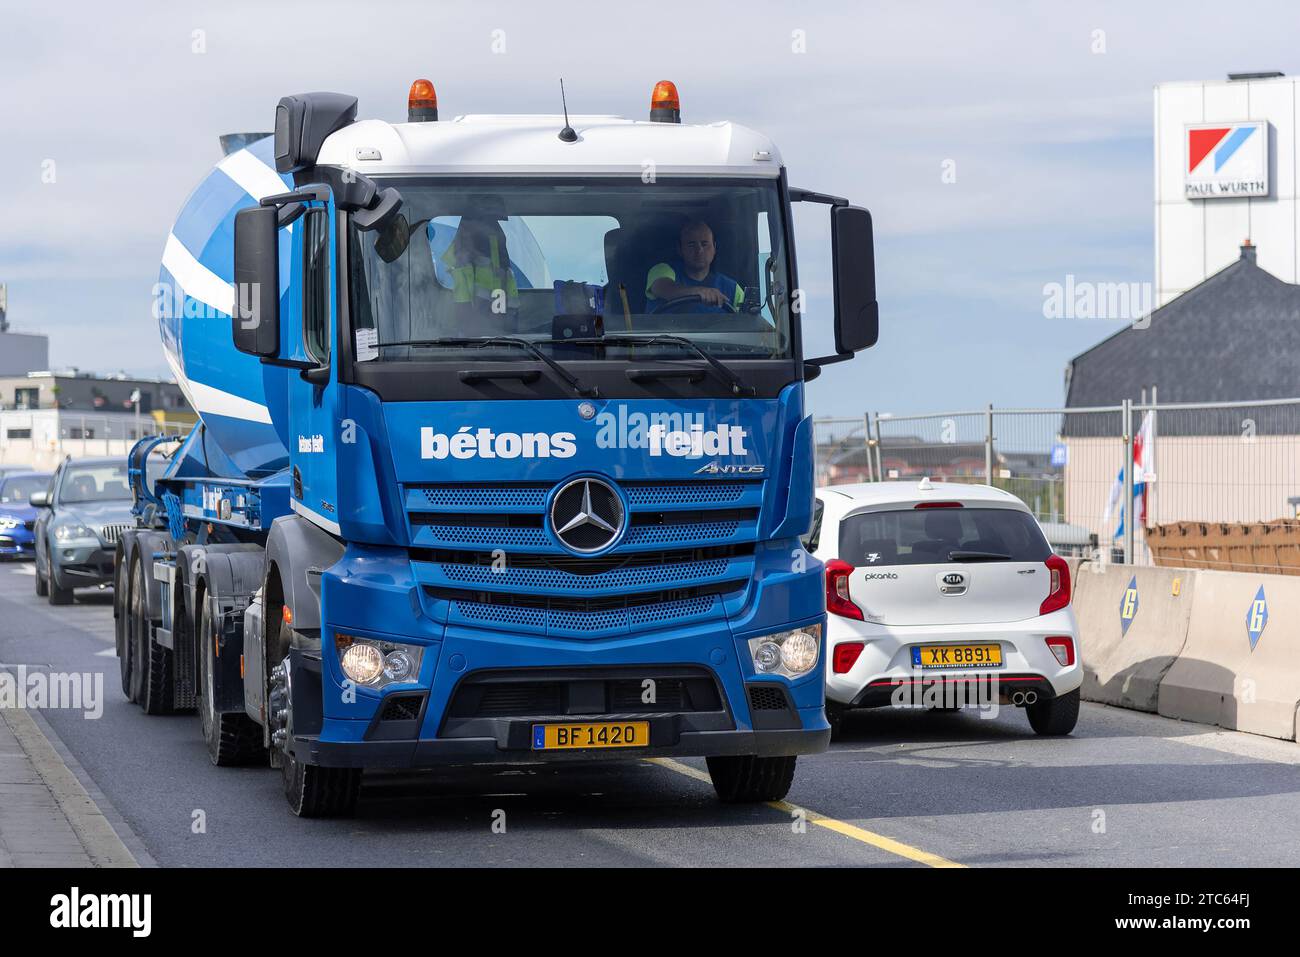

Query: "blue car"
left=0, top=471, right=52, bottom=560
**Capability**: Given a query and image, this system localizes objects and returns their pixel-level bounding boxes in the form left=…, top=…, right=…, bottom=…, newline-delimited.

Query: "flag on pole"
left=1103, top=412, right=1154, bottom=539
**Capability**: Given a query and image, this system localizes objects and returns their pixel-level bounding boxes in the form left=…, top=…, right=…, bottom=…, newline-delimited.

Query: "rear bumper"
left=847, top=673, right=1061, bottom=709
left=824, top=608, right=1082, bottom=705
left=296, top=726, right=829, bottom=769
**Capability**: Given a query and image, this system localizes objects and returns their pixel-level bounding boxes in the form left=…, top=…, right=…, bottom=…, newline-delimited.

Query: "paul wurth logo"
left=421, top=426, right=577, bottom=460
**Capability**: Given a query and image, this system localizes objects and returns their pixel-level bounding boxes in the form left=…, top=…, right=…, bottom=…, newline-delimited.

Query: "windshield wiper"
left=566, top=334, right=756, bottom=397
left=947, top=550, right=1012, bottom=562
left=378, top=336, right=598, bottom=397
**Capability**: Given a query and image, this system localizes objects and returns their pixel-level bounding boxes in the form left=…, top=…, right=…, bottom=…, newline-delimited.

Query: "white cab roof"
left=314, top=115, right=783, bottom=177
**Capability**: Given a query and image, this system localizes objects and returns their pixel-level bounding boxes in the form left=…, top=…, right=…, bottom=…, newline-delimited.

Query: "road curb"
left=0, top=706, right=138, bottom=868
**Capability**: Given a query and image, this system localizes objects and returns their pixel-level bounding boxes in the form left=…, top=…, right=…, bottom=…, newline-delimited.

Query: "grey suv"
left=31, top=457, right=136, bottom=605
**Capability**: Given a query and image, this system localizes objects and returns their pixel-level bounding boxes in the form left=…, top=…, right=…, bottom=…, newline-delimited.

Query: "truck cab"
left=123, top=80, right=878, bottom=816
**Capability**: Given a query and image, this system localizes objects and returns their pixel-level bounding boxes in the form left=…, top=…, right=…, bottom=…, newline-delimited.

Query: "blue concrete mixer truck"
left=114, top=79, right=878, bottom=816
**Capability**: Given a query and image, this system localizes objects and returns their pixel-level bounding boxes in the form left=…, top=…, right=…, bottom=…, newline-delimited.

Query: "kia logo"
left=943, top=573, right=965, bottom=586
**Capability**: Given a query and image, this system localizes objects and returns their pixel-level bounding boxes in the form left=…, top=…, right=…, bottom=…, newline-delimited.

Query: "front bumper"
left=52, top=545, right=116, bottom=586
left=0, top=535, right=35, bottom=557
left=297, top=725, right=829, bottom=769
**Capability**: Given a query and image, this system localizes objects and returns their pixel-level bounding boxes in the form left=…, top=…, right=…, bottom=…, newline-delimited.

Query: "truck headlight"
left=335, top=634, right=425, bottom=689
left=747, top=624, right=821, bottom=678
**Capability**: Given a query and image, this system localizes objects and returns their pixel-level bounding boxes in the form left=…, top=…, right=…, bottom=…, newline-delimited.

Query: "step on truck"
left=115, top=79, right=879, bottom=816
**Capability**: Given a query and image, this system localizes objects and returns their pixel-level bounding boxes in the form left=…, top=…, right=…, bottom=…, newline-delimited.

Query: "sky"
left=0, top=0, right=1296, bottom=418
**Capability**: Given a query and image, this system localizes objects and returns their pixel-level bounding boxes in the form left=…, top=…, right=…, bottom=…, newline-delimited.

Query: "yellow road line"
left=647, top=757, right=964, bottom=869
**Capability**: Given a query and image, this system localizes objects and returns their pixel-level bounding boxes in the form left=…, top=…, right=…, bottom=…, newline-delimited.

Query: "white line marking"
left=162, top=232, right=234, bottom=317
left=217, top=147, right=289, bottom=200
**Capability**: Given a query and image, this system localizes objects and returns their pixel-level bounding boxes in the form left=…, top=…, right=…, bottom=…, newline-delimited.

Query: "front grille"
left=379, top=694, right=424, bottom=722
left=748, top=685, right=790, bottom=711
left=100, top=524, right=131, bottom=545
left=407, top=480, right=762, bottom=636
left=447, top=669, right=723, bottom=719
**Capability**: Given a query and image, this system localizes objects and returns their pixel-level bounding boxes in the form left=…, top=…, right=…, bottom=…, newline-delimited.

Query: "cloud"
left=0, top=0, right=1295, bottom=409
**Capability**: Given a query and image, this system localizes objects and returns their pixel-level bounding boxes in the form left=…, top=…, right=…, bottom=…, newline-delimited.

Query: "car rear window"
left=838, top=507, right=1052, bottom=566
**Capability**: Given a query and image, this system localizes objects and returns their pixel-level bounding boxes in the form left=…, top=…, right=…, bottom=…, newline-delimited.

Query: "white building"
left=1155, top=72, right=1300, bottom=306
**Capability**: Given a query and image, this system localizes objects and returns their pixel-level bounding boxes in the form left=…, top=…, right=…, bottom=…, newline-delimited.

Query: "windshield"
left=349, top=178, right=792, bottom=363
left=58, top=463, right=131, bottom=504
left=839, top=508, right=1052, bottom=566
left=0, top=476, right=50, bottom=505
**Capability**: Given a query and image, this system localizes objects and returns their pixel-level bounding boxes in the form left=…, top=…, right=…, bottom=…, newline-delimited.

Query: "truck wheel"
left=273, top=620, right=361, bottom=818
left=197, top=598, right=265, bottom=766
left=826, top=702, right=847, bottom=741
left=1026, top=688, right=1080, bottom=736
left=706, top=754, right=797, bottom=803
left=48, top=570, right=74, bottom=606
left=119, top=602, right=136, bottom=702
left=132, top=557, right=174, bottom=715
left=282, top=755, right=361, bottom=818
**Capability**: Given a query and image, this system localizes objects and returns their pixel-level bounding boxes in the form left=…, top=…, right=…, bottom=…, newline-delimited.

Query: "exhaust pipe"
left=1024, top=691, right=1039, bottom=705
left=1011, top=691, right=1026, bottom=706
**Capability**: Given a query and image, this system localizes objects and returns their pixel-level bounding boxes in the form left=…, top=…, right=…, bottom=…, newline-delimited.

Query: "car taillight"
left=1040, top=554, right=1071, bottom=615
left=1045, top=636, right=1075, bottom=666
left=833, top=642, right=865, bottom=674
left=825, top=559, right=863, bottom=620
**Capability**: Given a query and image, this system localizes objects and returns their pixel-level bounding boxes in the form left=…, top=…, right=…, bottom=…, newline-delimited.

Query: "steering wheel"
left=653, top=294, right=739, bottom=314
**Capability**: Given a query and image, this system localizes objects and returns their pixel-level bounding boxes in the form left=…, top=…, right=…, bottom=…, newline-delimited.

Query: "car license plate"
left=911, top=643, right=1003, bottom=669
left=531, top=721, right=650, bottom=750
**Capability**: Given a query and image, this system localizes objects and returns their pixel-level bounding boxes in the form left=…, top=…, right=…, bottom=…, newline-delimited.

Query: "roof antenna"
left=558, top=78, right=578, bottom=143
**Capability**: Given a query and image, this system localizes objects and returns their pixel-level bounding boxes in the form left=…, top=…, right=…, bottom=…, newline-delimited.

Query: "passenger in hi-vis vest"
left=440, top=206, right=520, bottom=319
left=645, top=221, right=745, bottom=314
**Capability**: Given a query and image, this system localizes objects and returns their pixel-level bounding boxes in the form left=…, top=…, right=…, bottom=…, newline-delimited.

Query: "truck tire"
left=48, top=569, right=74, bottom=606
left=706, top=754, right=797, bottom=803
left=131, top=557, right=174, bottom=715
left=282, top=757, right=361, bottom=818
left=275, top=619, right=360, bottom=818
left=119, top=604, right=136, bottom=701
left=197, top=598, right=265, bottom=766
left=826, top=702, right=847, bottom=741
left=1026, top=688, right=1080, bottom=736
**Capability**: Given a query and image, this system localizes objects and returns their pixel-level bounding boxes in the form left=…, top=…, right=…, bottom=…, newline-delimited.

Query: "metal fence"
left=0, top=415, right=192, bottom=472
left=815, top=397, right=1300, bottom=574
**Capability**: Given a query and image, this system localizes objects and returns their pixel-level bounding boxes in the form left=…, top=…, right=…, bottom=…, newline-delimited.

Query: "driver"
left=645, top=221, right=745, bottom=314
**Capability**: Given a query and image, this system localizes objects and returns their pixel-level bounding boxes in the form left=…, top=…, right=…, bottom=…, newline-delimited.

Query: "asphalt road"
left=3, top=560, right=1300, bottom=868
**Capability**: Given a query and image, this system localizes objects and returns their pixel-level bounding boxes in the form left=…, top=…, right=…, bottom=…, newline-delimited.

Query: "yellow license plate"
left=531, top=721, right=650, bottom=750
left=912, top=643, right=1003, bottom=669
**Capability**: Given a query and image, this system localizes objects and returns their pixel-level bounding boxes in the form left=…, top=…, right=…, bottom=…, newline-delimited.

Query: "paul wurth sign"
left=1184, top=121, right=1269, bottom=199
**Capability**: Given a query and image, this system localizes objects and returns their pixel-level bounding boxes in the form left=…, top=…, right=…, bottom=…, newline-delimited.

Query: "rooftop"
left=314, top=115, right=784, bottom=177
left=818, top=480, right=1025, bottom=508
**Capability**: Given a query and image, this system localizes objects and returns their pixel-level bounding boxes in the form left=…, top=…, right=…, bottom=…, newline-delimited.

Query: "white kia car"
left=807, top=480, right=1081, bottom=737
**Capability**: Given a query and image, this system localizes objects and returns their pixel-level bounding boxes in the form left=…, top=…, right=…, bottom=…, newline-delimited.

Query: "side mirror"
left=29, top=491, right=49, bottom=508
left=830, top=205, right=878, bottom=353
left=232, top=206, right=281, bottom=357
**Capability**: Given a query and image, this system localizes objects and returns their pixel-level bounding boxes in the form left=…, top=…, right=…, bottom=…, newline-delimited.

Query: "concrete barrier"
left=1074, top=562, right=1195, bottom=712
left=1158, top=569, right=1300, bottom=740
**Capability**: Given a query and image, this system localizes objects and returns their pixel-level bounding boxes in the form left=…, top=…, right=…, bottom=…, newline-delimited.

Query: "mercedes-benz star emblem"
left=550, top=478, right=625, bottom=554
